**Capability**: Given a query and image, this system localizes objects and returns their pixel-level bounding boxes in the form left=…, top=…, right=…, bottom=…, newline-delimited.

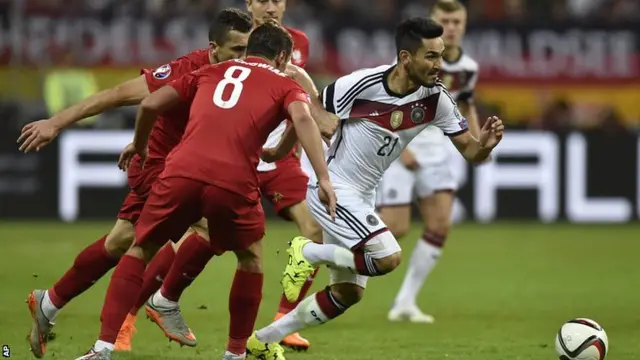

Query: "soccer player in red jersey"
left=244, top=3, right=322, bottom=351
left=18, top=9, right=253, bottom=358
left=140, top=0, right=331, bottom=352
left=76, top=21, right=335, bottom=360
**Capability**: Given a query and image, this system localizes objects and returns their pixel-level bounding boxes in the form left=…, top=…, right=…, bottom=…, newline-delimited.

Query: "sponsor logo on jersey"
left=390, top=110, right=403, bottom=129
left=366, top=214, right=379, bottom=226
left=152, top=64, right=172, bottom=79
left=410, top=103, right=426, bottom=124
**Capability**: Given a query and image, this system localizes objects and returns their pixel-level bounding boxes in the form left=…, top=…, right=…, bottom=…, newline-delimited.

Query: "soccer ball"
left=555, top=318, right=608, bottom=360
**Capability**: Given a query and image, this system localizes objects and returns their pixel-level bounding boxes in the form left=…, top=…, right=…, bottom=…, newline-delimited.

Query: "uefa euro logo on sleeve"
left=152, top=64, right=172, bottom=79
left=458, top=117, right=469, bottom=130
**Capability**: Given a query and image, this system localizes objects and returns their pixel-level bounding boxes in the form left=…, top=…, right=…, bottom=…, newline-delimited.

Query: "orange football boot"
left=114, top=313, right=137, bottom=351
left=274, top=312, right=310, bottom=351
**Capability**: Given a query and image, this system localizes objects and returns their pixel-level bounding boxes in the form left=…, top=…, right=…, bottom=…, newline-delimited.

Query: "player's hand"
left=479, top=116, right=504, bottom=149
left=316, top=112, right=339, bottom=139
left=317, top=178, right=337, bottom=221
left=260, top=147, right=281, bottom=163
left=118, top=143, right=147, bottom=171
left=400, top=150, right=419, bottom=170
left=17, top=119, right=60, bottom=153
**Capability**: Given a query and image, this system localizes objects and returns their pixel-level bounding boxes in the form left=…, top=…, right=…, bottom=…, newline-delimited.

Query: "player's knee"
left=235, top=245, right=263, bottom=273
left=105, top=219, right=136, bottom=256
left=189, top=218, right=209, bottom=240
left=329, top=283, right=364, bottom=307
left=372, top=251, right=402, bottom=274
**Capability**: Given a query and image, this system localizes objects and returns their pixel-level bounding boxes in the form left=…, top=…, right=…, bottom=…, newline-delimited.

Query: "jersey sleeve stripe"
left=336, top=73, right=384, bottom=107
left=326, top=121, right=345, bottom=165
left=324, top=83, right=336, bottom=114
left=336, top=77, right=383, bottom=115
left=436, top=82, right=457, bottom=106
left=445, top=128, right=469, bottom=137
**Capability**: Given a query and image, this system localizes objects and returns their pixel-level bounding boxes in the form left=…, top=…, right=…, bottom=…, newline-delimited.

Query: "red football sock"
left=160, top=234, right=214, bottom=302
left=48, top=235, right=118, bottom=308
left=277, top=267, right=319, bottom=314
left=227, top=270, right=263, bottom=355
left=99, top=255, right=145, bottom=344
left=129, top=244, right=176, bottom=315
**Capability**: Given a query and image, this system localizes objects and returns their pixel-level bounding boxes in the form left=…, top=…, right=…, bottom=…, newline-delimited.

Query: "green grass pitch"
left=0, top=221, right=639, bottom=360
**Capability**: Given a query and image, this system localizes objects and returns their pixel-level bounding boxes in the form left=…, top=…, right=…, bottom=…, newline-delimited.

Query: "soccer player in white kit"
left=378, top=0, right=481, bottom=324
left=246, top=17, right=503, bottom=357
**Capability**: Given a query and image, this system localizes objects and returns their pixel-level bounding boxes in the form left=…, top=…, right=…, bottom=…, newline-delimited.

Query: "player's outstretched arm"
left=288, top=100, right=336, bottom=219
left=450, top=116, right=504, bottom=163
left=458, top=100, right=480, bottom=139
left=17, top=75, right=151, bottom=153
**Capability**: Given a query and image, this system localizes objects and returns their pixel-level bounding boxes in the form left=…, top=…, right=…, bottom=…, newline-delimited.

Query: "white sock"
left=42, top=290, right=60, bottom=323
left=393, top=239, right=442, bottom=308
left=93, top=340, right=114, bottom=352
left=302, top=242, right=356, bottom=272
left=152, top=290, right=178, bottom=309
left=256, top=293, right=334, bottom=344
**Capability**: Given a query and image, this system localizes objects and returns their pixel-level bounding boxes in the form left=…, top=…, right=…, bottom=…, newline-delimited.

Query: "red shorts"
left=134, top=176, right=265, bottom=255
left=258, top=156, right=308, bottom=220
left=117, top=159, right=165, bottom=224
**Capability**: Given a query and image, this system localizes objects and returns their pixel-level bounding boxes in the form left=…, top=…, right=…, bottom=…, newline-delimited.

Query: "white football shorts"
left=306, top=182, right=401, bottom=288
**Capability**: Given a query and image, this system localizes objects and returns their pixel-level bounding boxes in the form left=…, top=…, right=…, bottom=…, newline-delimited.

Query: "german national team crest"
left=410, top=103, right=426, bottom=124
left=152, top=64, right=172, bottom=79
left=390, top=110, right=403, bottom=129
left=366, top=214, right=379, bottom=226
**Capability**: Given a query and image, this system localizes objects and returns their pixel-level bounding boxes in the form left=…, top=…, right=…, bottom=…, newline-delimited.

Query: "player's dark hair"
left=431, top=0, right=466, bottom=14
left=208, top=8, right=252, bottom=44
left=395, top=17, right=443, bottom=57
left=246, top=20, right=293, bottom=61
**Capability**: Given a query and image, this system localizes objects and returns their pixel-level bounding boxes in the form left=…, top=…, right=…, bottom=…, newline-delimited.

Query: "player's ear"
left=399, top=50, right=411, bottom=66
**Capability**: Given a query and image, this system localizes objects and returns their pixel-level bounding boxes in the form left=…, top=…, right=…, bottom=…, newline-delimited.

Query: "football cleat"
left=281, top=236, right=315, bottom=302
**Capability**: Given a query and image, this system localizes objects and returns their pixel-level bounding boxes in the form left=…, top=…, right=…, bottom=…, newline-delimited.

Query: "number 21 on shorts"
left=213, top=66, right=252, bottom=109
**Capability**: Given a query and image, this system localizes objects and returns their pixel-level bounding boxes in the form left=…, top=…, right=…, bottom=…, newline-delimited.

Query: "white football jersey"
left=257, top=121, right=288, bottom=172
left=321, top=64, right=469, bottom=194
left=408, top=52, right=479, bottom=165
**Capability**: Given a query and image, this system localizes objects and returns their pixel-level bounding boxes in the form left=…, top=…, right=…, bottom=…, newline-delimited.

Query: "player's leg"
left=281, top=185, right=403, bottom=303
left=78, top=177, right=201, bottom=359
left=28, top=193, right=141, bottom=358
left=143, top=219, right=215, bottom=346
left=390, top=163, right=456, bottom=323
left=262, top=163, right=318, bottom=350
left=201, top=184, right=271, bottom=359
left=250, top=227, right=400, bottom=352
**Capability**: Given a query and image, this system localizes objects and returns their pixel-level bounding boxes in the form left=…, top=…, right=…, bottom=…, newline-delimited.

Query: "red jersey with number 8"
left=162, top=57, right=309, bottom=202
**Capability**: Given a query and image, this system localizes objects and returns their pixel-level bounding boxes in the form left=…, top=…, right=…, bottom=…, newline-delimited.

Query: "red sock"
left=277, top=267, right=319, bottom=314
left=160, top=234, right=214, bottom=302
left=227, top=270, right=263, bottom=355
left=99, top=255, right=145, bottom=344
left=129, top=244, right=176, bottom=315
left=48, top=235, right=118, bottom=308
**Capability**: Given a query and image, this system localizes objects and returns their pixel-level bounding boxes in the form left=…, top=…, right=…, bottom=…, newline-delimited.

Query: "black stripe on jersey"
left=324, top=83, right=336, bottom=114
left=336, top=204, right=372, bottom=240
left=336, top=72, right=384, bottom=106
left=436, top=82, right=457, bottom=106
left=336, top=73, right=384, bottom=114
left=326, top=120, right=345, bottom=166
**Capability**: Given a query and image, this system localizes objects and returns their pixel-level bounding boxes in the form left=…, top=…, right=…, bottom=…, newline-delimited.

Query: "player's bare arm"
left=288, top=100, right=336, bottom=219
left=450, top=116, right=503, bottom=163
left=118, top=85, right=182, bottom=171
left=400, top=148, right=420, bottom=170
left=18, top=75, right=151, bottom=153
left=286, top=63, right=339, bottom=138
left=261, top=124, right=297, bottom=163
left=458, top=99, right=480, bottom=138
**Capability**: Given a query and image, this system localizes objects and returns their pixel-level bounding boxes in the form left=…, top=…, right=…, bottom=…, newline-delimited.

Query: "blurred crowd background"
left=0, top=0, right=638, bottom=132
